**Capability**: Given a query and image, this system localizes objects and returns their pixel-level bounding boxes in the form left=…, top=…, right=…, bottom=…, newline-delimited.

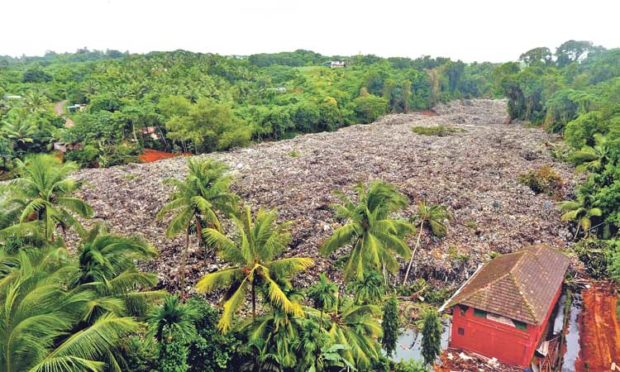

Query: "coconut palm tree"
left=21, top=91, right=51, bottom=116
left=157, top=158, right=238, bottom=293
left=323, top=299, right=382, bottom=369
left=0, top=246, right=139, bottom=372
left=403, top=200, right=449, bottom=285
left=320, top=181, right=414, bottom=282
left=559, top=196, right=603, bottom=238
left=0, top=154, right=93, bottom=242
left=196, top=206, right=313, bottom=332
left=73, top=225, right=165, bottom=320
left=0, top=119, right=36, bottom=155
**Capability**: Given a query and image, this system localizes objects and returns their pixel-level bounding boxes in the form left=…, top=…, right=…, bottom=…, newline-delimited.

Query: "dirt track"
left=73, top=99, right=578, bottom=291
left=577, top=283, right=620, bottom=371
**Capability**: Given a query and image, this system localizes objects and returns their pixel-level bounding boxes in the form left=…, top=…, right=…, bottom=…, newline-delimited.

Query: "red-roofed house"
left=440, top=245, right=570, bottom=368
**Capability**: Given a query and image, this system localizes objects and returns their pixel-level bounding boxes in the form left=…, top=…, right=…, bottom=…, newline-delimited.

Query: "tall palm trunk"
left=180, top=228, right=190, bottom=297
left=251, top=280, right=256, bottom=319
left=403, top=220, right=424, bottom=286
left=195, top=215, right=203, bottom=245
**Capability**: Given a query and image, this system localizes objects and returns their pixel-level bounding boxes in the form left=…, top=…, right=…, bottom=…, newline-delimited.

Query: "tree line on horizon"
left=0, top=47, right=496, bottom=173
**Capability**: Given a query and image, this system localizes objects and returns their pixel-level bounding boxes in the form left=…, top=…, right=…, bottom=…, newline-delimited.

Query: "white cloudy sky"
left=1, top=0, right=619, bottom=62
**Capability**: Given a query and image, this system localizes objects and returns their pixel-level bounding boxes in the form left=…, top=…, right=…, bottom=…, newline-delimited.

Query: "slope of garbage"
left=74, top=99, right=577, bottom=291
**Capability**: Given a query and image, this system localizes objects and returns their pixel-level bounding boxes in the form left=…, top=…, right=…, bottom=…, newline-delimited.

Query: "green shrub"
left=572, top=239, right=618, bottom=279
left=353, top=93, right=388, bottom=123
left=518, top=165, right=563, bottom=197
left=393, top=359, right=428, bottom=372
left=565, top=111, right=607, bottom=148
left=186, top=297, right=239, bottom=372
left=411, top=125, right=464, bottom=136
left=65, top=144, right=99, bottom=167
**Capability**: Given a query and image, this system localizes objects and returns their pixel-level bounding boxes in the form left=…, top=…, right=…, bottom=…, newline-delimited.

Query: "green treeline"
left=0, top=49, right=495, bottom=171
left=494, top=41, right=620, bottom=281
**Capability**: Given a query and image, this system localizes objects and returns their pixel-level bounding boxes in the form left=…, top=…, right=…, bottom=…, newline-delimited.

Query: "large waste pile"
left=74, top=99, right=577, bottom=291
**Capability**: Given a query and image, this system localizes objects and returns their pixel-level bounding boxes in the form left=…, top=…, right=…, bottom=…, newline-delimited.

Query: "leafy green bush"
left=572, top=239, right=618, bottom=279
left=353, top=92, right=388, bottom=123
left=518, top=165, right=563, bottom=197
left=65, top=144, right=99, bottom=167
left=564, top=111, right=607, bottom=148
left=186, top=297, right=239, bottom=372
left=411, top=125, right=464, bottom=137
left=544, top=89, right=593, bottom=133
left=393, top=359, right=428, bottom=372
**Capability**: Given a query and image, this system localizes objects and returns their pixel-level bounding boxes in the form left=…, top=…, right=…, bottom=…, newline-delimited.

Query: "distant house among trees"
left=440, top=245, right=569, bottom=368
left=327, top=61, right=347, bottom=68
left=141, top=126, right=160, bottom=140
left=67, top=104, right=86, bottom=113
left=2, top=94, right=22, bottom=100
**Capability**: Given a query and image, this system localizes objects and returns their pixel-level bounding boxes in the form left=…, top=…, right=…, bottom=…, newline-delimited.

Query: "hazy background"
left=2, top=0, right=619, bottom=61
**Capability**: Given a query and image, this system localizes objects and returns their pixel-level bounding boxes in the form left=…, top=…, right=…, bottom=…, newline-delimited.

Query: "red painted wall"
left=449, top=285, right=562, bottom=367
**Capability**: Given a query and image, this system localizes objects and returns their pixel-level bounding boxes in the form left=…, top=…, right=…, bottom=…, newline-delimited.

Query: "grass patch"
left=122, top=173, right=139, bottom=182
left=411, top=125, right=464, bottom=137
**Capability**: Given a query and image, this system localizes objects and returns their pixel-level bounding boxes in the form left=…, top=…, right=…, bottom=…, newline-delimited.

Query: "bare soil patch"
left=576, top=282, right=620, bottom=371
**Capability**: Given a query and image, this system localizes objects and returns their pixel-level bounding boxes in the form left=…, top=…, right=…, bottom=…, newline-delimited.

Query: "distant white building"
left=329, top=61, right=346, bottom=68
left=67, top=104, right=86, bottom=113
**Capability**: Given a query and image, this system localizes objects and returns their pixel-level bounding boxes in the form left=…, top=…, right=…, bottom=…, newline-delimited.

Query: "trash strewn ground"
left=436, top=349, right=523, bottom=372
left=73, top=99, right=578, bottom=291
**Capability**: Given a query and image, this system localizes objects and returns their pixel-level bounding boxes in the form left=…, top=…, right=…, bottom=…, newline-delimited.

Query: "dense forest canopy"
left=1, top=40, right=620, bottom=371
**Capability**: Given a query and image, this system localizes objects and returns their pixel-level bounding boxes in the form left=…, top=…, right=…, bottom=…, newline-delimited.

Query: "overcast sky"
left=2, top=0, right=619, bottom=62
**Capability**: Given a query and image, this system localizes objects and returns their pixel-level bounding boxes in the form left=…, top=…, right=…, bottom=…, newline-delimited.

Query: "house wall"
left=448, top=285, right=562, bottom=367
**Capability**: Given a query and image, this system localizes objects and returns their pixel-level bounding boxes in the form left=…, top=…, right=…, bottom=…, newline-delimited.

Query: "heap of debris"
left=437, top=349, right=523, bottom=372
left=73, top=99, right=578, bottom=292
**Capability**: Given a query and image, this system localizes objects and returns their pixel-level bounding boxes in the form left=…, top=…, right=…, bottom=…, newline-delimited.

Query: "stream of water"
left=561, top=295, right=582, bottom=371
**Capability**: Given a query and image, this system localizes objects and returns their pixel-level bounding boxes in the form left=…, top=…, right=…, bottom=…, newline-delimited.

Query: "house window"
left=459, top=305, right=468, bottom=316
left=458, top=327, right=465, bottom=336
left=513, top=320, right=527, bottom=330
left=473, top=309, right=487, bottom=318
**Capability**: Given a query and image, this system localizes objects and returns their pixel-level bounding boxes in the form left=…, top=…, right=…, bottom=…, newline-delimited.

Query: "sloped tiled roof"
left=444, top=245, right=570, bottom=325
